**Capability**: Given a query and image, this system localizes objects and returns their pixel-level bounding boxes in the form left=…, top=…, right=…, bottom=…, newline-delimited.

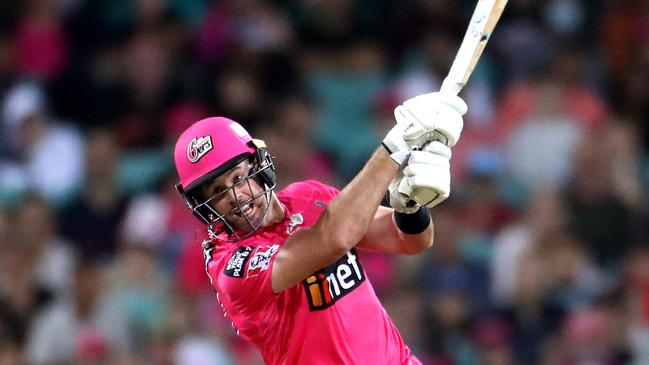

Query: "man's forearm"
left=319, top=147, right=399, bottom=250
left=394, top=208, right=434, bottom=254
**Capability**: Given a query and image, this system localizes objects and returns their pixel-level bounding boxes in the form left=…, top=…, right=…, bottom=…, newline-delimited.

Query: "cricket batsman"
left=173, top=92, right=467, bottom=364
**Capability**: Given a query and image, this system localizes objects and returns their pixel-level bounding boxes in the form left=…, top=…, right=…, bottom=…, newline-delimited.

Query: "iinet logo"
left=303, top=250, right=365, bottom=311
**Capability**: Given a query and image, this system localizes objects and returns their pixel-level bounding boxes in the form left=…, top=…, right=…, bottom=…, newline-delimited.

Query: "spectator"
left=256, top=94, right=335, bottom=189
left=14, top=193, right=76, bottom=297
left=14, top=0, right=69, bottom=81
left=504, top=78, right=587, bottom=191
left=59, top=127, right=128, bottom=261
left=623, top=244, right=649, bottom=364
left=503, top=250, right=566, bottom=364
left=25, top=256, right=131, bottom=365
left=0, top=231, right=52, bottom=362
left=0, top=80, right=84, bottom=207
left=566, top=129, right=636, bottom=269
left=111, top=194, right=172, bottom=354
left=305, top=36, right=387, bottom=181
left=491, top=189, right=607, bottom=308
left=550, top=306, right=629, bottom=365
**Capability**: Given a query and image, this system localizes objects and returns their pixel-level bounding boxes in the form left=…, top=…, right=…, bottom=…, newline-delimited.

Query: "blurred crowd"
left=0, top=0, right=648, bottom=364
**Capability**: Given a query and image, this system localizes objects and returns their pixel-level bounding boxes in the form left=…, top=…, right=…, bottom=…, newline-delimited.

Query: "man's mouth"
left=234, top=202, right=254, bottom=218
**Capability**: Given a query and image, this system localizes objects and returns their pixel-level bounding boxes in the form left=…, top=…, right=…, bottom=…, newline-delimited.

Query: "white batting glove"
left=382, top=92, right=467, bottom=165
left=389, top=141, right=452, bottom=211
left=388, top=170, right=420, bottom=214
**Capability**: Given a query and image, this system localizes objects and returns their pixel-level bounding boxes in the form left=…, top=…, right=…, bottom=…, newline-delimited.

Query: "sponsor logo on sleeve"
left=224, top=246, right=254, bottom=278
left=303, top=249, right=365, bottom=311
left=247, top=244, right=279, bottom=278
left=286, top=213, right=304, bottom=235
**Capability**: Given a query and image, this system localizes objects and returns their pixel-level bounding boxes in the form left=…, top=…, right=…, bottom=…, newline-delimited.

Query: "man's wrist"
left=382, top=125, right=410, bottom=165
left=394, top=207, right=431, bottom=234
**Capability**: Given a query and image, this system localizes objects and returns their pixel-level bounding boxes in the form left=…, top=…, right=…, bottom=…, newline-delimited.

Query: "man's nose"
left=229, top=191, right=248, bottom=209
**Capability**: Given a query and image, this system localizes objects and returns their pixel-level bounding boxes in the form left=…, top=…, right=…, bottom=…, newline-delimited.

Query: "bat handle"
left=439, top=76, right=462, bottom=96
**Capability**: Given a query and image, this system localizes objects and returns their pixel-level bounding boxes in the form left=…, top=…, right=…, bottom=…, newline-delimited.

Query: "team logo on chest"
left=303, top=250, right=365, bottom=311
left=247, top=244, right=279, bottom=278
left=187, top=136, right=213, bottom=162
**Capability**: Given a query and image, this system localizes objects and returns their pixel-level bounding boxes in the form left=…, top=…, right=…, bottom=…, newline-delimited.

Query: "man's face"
left=199, top=159, right=269, bottom=233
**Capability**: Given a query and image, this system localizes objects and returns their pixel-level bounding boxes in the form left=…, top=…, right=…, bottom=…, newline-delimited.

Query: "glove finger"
left=402, top=165, right=450, bottom=183
left=390, top=171, right=410, bottom=198
left=402, top=94, right=435, bottom=117
left=397, top=106, right=428, bottom=143
left=401, top=98, right=464, bottom=147
left=389, top=170, right=421, bottom=214
left=394, top=105, right=427, bottom=146
left=397, top=177, right=415, bottom=197
left=411, top=188, right=441, bottom=207
left=393, top=105, right=411, bottom=126
left=417, top=141, right=452, bottom=160
left=394, top=105, right=423, bottom=133
left=403, top=155, right=450, bottom=177
left=437, top=93, right=468, bottom=115
left=431, top=105, right=464, bottom=147
left=389, top=187, right=408, bottom=210
left=398, top=172, right=450, bottom=206
left=426, top=141, right=452, bottom=159
left=412, top=185, right=450, bottom=208
left=424, top=193, right=447, bottom=208
left=406, top=173, right=450, bottom=192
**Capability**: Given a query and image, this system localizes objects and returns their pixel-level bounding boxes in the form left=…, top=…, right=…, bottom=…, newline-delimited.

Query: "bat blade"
left=440, top=0, right=508, bottom=96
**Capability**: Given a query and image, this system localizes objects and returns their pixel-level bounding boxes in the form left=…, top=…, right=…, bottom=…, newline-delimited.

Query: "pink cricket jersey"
left=204, top=180, right=422, bottom=365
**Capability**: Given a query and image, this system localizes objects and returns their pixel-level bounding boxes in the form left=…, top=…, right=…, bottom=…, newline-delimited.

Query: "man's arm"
left=357, top=206, right=433, bottom=255
left=354, top=139, right=454, bottom=255
left=271, top=92, right=466, bottom=293
left=272, top=147, right=399, bottom=293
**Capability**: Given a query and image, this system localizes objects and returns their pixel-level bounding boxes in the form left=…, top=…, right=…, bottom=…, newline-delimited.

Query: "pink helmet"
left=173, top=116, right=276, bottom=241
left=174, top=117, right=256, bottom=192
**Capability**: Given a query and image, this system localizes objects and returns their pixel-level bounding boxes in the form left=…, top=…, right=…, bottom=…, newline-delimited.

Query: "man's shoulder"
left=278, top=180, right=339, bottom=200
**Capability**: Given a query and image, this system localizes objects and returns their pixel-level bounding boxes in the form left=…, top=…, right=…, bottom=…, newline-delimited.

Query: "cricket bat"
left=439, top=0, right=509, bottom=96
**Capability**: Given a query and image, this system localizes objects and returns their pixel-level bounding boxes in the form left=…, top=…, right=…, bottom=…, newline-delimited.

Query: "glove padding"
left=383, top=92, right=466, bottom=165
left=389, top=141, right=452, bottom=212
left=396, top=92, right=467, bottom=148
left=388, top=169, right=420, bottom=214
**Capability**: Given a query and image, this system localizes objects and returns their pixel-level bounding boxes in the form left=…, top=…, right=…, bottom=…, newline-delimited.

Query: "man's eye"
left=234, top=175, right=246, bottom=184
